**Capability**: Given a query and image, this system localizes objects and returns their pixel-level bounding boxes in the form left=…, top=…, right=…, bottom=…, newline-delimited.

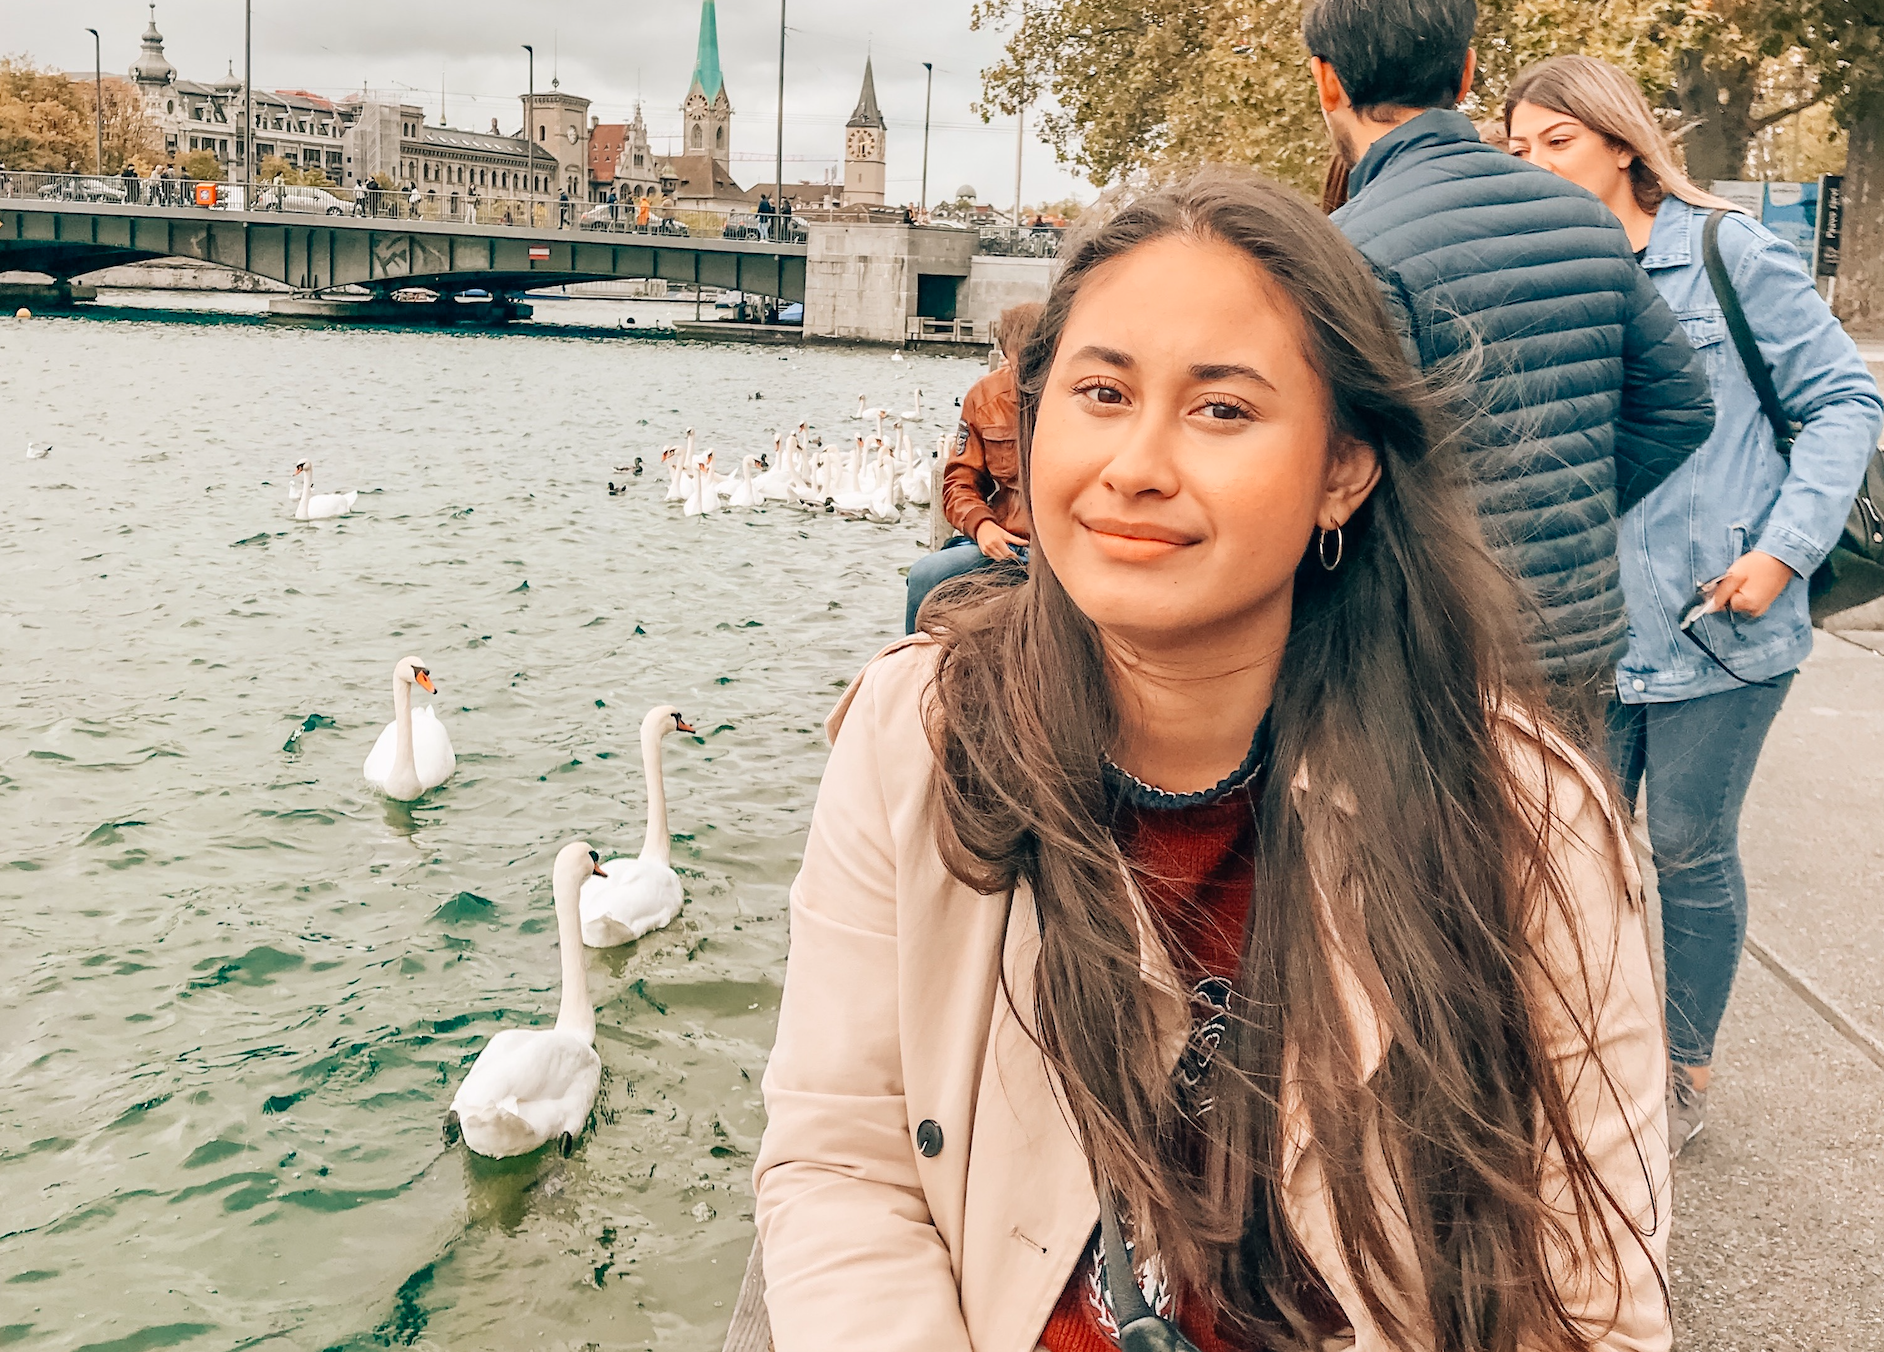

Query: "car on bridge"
left=577, top=204, right=692, bottom=237
left=38, top=176, right=128, bottom=205
left=257, top=184, right=350, bottom=216
left=721, top=212, right=807, bottom=245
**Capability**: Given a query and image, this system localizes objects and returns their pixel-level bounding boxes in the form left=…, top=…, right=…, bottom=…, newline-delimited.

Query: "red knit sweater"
left=1038, top=754, right=1264, bottom=1352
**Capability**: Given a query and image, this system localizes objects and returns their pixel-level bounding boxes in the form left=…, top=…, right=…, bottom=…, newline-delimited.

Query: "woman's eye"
left=1079, top=383, right=1125, bottom=405
left=1201, top=401, right=1249, bottom=421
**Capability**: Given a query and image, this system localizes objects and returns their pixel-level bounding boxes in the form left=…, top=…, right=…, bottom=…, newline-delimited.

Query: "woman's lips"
left=1078, top=515, right=1200, bottom=562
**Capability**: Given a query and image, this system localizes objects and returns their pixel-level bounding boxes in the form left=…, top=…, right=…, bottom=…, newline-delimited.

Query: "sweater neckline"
left=1103, top=712, right=1272, bottom=811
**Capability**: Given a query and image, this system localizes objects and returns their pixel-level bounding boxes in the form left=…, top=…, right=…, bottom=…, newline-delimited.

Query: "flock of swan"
left=655, top=389, right=945, bottom=526
left=361, top=654, right=698, bottom=1159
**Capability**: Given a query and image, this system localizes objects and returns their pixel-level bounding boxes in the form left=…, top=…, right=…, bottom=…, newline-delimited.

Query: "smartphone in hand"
left=1680, top=575, right=1727, bottom=630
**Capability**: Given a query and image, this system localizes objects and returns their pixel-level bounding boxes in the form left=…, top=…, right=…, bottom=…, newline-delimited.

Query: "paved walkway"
left=1664, top=625, right=1884, bottom=1349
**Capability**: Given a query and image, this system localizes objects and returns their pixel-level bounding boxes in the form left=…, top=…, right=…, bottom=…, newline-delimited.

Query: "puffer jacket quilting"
left=1336, top=110, right=1715, bottom=679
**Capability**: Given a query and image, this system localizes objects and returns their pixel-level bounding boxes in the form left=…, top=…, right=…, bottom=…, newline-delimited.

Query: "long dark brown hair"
left=920, top=169, right=1656, bottom=1350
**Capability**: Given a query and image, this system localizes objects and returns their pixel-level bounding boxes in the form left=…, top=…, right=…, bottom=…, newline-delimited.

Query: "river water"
left=0, top=293, right=981, bottom=1351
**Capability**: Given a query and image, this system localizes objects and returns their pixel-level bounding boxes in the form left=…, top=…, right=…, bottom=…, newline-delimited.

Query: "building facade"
left=340, top=100, right=566, bottom=214
left=842, top=58, right=888, bottom=207
left=128, top=6, right=347, bottom=179
left=588, top=105, right=659, bottom=202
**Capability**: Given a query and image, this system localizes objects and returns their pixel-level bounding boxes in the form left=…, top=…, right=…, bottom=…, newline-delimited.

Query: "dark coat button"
left=915, top=1119, right=944, bottom=1158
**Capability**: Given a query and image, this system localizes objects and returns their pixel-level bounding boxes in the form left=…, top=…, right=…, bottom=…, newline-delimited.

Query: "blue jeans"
left=905, top=536, right=1019, bottom=634
left=1605, top=673, right=1794, bottom=1067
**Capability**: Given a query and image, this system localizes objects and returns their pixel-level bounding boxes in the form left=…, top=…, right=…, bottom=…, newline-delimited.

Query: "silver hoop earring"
left=1317, top=525, right=1343, bottom=572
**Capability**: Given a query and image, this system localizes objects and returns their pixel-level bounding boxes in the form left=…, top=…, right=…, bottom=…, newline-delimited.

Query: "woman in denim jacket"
left=1507, top=56, right=1884, bottom=1156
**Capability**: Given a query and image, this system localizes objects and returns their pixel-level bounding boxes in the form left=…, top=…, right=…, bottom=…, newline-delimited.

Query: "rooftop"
left=417, top=124, right=531, bottom=158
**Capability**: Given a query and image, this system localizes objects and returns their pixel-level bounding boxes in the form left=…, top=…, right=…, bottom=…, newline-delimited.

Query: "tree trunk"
left=1674, top=48, right=1758, bottom=185
left=1834, top=102, right=1884, bottom=340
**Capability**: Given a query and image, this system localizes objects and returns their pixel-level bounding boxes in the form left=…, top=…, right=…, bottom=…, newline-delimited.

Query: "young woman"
left=1507, top=57, right=1883, bottom=1156
left=755, top=170, right=1669, bottom=1352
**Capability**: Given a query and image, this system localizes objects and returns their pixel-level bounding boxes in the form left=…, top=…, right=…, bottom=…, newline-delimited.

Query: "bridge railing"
left=0, top=171, right=651, bottom=232
left=0, top=172, right=792, bottom=250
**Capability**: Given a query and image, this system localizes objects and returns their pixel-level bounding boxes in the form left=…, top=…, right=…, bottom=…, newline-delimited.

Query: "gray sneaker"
left=1667, top=1063, right=1707, bottom=1158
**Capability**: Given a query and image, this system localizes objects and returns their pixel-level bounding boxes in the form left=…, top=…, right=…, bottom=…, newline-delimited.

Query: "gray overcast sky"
left=20, top=1, right=1092, bottom=206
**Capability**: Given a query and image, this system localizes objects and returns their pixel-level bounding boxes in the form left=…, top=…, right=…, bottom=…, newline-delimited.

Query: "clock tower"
left=843, top=57, right=887, bottom=207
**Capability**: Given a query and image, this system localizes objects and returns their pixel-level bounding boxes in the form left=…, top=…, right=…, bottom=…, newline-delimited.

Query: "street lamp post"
left=523, top=43, right=535, bottom=229
left=774, top=0, right=785, bottom=212
left=85, top=29, right=102, bottom=176
left=242, top=0, right=252, bottom=207
left=919, top=62, right=933, bottom=217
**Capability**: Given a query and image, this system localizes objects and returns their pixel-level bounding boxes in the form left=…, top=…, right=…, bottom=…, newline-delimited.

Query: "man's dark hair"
left=1302, top=0, right=1477, bottom=117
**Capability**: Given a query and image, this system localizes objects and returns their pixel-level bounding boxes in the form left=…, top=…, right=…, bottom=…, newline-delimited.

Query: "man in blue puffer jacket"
left=1303, top=0, right=1715, bottom=704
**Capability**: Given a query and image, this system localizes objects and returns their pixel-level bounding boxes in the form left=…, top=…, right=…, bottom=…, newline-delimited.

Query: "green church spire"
left=688, top=0, right=726, bottom=103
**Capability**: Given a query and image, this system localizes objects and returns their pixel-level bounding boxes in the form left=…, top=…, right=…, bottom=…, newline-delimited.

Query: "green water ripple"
left=0, top=297, right=970, bottom=1348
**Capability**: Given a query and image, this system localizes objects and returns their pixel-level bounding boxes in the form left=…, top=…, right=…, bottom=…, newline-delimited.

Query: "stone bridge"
left=0, top=199, right=806, bottom=303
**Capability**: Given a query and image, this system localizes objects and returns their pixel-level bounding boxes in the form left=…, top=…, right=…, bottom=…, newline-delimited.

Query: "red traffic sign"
left=528, top=245, right=551, bottom=261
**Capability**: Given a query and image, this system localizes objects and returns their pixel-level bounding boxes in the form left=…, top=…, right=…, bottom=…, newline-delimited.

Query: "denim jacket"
left=1617, top=199, right=1883, bottom=703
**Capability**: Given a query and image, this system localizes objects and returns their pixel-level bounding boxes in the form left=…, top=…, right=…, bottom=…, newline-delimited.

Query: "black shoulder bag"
left=1702, top=209, right=1884, bottom=623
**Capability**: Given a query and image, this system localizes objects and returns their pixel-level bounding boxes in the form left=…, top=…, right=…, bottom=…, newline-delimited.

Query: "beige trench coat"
left=753, top=637, right=1671, bottom=1352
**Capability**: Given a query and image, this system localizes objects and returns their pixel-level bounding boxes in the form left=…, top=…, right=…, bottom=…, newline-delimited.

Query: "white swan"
left=581, top=706, right=695, bottom=947
left=362, top=655, right=456, bottom=801
left=445, top=840, right=606, bottom=1158
left=25, top=441, right=51, bottom=459
left=683, top=455, right=720, bottom=516
left=662, top=447, right=689, bottom=502
left=724, top=455, right=762, bottom=510
left=901, top=388, right=924, bottom=421
left=292, top=460, right=357, bottom=520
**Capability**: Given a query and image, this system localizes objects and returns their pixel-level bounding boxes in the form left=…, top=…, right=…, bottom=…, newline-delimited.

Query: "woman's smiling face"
left=1027, top=233, right=1378, bottom=651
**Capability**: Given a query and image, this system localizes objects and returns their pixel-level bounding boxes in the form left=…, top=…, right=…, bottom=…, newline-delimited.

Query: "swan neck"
left=640, top=723, right=672, bottom=866
left=552, top=868, right=594, bottom=1042
left=391, top=674, right=416, bottom=781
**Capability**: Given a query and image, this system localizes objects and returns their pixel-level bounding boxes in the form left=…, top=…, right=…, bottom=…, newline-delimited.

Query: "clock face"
left=853, top=130, right=877, bottom=159
left=565, top=124, right=579, bottom=144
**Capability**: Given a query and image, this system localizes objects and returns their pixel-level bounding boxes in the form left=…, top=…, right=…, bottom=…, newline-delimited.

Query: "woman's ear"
left=1320, top=436, right=1380, bottom=531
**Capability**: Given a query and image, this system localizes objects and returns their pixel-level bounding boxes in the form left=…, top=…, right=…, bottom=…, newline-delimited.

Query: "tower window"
left=691, top=125, right=702, bottom=150
left=715, top=126, right=723, bottom=149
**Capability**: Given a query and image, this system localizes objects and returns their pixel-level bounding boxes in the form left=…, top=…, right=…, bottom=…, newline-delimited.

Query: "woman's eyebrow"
left=1190, top=362, right=1276, bottom=391
left=1070, top=344, right=1135, bottom=369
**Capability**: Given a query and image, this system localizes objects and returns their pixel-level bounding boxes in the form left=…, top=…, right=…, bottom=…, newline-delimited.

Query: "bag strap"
left=1702, top=209, right=1795, bottom=460
left=1098, top=1187, right=1204, bottom=1352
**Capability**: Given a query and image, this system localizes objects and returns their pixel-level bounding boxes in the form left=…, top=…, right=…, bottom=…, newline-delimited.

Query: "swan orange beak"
left=592, top=862, right=609, bottom=878
left=413, top=670, right=436, bottom=693
left=676, top=716, right=696, bottom=734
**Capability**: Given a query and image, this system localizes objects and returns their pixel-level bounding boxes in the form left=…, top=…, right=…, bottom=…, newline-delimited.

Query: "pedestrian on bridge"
left=121, top=164, right=139, bottom=205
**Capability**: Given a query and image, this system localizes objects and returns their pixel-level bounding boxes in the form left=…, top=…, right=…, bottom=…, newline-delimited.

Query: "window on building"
left=538, top=126, right=545, bottom=142
left=165, top=99, right=174, bottom=114
left=691, top=125, right=702, bottom=150
left=716, top=126, right=724, bottom=150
